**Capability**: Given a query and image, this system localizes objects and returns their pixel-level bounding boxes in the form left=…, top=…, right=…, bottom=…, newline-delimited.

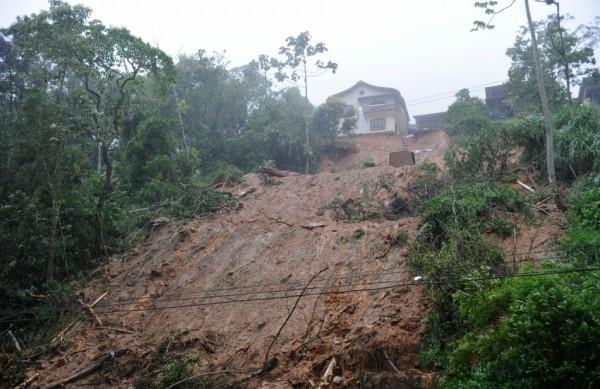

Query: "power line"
left=91, top=266, right=600, bottom=315
left=97, top=249, right=566, bottom=307
left=405, top=80, right=507, bottom=104
left=98, top=252, right=568, bottom=307
left=2, top=266, right=598, bottom=324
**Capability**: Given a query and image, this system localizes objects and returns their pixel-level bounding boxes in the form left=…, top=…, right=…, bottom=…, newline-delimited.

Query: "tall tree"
left=474, top=0, right=557, bottom=192
left=4, top=0, right=174, bottom=255
left=270, top=31, right=337, bottom=173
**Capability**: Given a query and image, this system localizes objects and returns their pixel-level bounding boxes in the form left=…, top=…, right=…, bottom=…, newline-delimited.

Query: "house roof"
left=332, top=80, right=409, bottom=118
left=414, top=111, right=447, bottom=131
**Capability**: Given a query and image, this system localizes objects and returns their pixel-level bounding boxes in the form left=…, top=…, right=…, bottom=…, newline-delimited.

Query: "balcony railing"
left=362, top=103, right=398, bottom=113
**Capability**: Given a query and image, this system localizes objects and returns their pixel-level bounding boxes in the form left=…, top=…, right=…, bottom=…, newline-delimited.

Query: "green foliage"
left=153, top=359, right=210, bottom=389
left=443, top=264, right=600, bottom=389
left=408, top=162, right=446, bottom=204
left=327, top=187, right=384, bottom=222
left=554, top=104, right=600, bottom=179
left=416, top=181, right=526, bottom=246
left=408, top=181, right=527, bottom=369
left=392, top=230, right=409, bottom=247
left=445, top=124, right=515, bottom=179
left=352, top=228, right=365, bottom=241
left=206, top=161, right=243, bottom=186
left=446, top=89, right=491, bottom=137
left=561, top=178, right=600, bottom=264
left=357, top=156, right=376, bottom=168
left=312, top=97, right=356, bottom=145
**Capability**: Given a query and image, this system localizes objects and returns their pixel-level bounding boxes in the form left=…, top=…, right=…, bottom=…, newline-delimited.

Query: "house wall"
left=335, top=85, right=408, bottom=136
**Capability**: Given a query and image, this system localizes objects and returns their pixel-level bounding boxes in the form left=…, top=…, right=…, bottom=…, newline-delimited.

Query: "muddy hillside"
left=32, top=131, right=449, bottom=388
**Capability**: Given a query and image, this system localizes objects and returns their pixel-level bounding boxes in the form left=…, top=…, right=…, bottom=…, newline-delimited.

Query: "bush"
left=445, top=124, right=516, bottom=179
left=153, top=359, right=210, bottom=389
left=561, top=178, right=600, bottom=264
left=408, top=162, right=446, bottom=204
left=446, top=89, right=491, bottom=137
left=207, top=161, right=243, bottom=186
left=443, top=264, right=600, bottom=389
left=357, top=156, right=376, bottom=168
left=417, top=181, right=526, bottom=246
left=554, top=104, right=600, bottom=180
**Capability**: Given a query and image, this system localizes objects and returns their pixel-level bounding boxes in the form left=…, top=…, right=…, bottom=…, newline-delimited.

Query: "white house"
left=331, top=81, right=410, bottom=136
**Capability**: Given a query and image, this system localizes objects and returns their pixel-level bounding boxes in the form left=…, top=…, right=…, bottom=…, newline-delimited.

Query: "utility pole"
left=524, top=0, right=557, bottom=192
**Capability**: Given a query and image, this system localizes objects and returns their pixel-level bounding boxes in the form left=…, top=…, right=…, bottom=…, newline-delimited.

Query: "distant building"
left=331, top=81, right=409, bottom=136
left=579, top=76, right=600, bottom=105
left=485, top=85, right=512, bottom=119
left=414, top=112, right=447, bottom=132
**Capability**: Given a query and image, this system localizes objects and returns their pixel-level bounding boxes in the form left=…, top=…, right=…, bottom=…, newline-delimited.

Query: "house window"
left=370, top=118, right=386, bottom=131
left=370, top=99, right=386, bottom=106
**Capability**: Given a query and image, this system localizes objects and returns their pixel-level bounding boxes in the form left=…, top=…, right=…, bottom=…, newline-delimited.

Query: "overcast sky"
left=1, top=0, right=599, bottom=120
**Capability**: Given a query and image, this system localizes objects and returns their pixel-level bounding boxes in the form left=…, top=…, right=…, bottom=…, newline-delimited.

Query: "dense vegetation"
left=412, top=12, right=600, bottom=387
left=0, top=1, right=350, bottom=349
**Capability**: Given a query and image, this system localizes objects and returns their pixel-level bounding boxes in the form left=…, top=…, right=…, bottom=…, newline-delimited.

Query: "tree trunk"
left=524, top=0, right=557, bottom=192
left=48, top=142, right=61, bottom=282
left=94, top=141, right=112, bottom=256
left=303, top=59, right=310, bottom=174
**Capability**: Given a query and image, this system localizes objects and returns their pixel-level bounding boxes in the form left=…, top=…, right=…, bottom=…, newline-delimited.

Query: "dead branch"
left=517, top=180, right=535, bottom=193
left=317, top=357, right=337, bottom=388
left=262, top=266, right=329, bottom=373
left=163, top=369, right=253, bottom=389
left=383, top=350, right=402, bottom=375
left=13, top=373, right=39, bottom=389
left=90, top=291, right=108, bottom=308
left=375, top=243, right=393, bottom=259
left=79, top=299, right=103, bottom=326
left=46, top=349, right=124, bottom=389
left=51, top=317, right=81, bottom=344
left=260, top=166, right=290, bottom=177
left=8, top=330, right=22, bottom=352
left=97, top=326, right=136, bottom=334
left=237, top=187, right=256, bottom=198
left=261, top=212, right=293, bottom=227
left=301, top=222, right=325, bottom=230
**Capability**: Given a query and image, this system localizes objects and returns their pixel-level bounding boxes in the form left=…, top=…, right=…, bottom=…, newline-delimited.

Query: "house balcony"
left=362, top=103, right=398, bottom=113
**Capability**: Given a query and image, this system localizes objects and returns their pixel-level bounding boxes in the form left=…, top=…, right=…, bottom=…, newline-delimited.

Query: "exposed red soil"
left=319, top=130, right=449, bottom=173
left=20, top=129, right=562, bottom=388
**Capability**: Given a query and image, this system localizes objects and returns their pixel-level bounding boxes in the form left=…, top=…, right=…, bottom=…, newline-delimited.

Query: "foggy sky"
left=1, top=0, right=599, bottom=120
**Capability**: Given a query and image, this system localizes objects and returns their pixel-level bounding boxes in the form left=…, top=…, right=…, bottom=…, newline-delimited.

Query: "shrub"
left=445, top=124, right=516, bottom=179
left=357, top=156, right=376, bottom=168
left=561, top=178, right=600, bottom=264
left=446, top=89, right=491, bottom=137
left=408, top=162, right=446, bottom=204
left=153, top=359, right=210, bottom=389
left=443, top=264, right=600, bottom=389
left=554, top=104, right=600, bottom=180
left=417, top=181, right=526, bottom=246
left=207, top=161, right=243, bottom=186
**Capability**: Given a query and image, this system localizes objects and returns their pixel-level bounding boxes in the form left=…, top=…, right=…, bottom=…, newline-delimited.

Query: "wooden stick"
left=46, top=350, right=124, bottom=389
left=51, top=317, right=81, bottom=343
left=8, top=330, right=22, bottom=352
left=13, top=372, right=39, bottom=389
left=262, top=267, right=328, bottom=372
left=383, top=350, right=402, bottom=375
left=260, top=166, right=289, bottom=177
left=90, top=291, right=108, bottom=308
left=79, top=299, right=103, bottom=326
left=261, top=212, right=293, bottom=227
left=517, top=180, right=535, bottom=193
left=317, top=357, right=337, bottom=388
left=98, top=326, right=136, bottom=334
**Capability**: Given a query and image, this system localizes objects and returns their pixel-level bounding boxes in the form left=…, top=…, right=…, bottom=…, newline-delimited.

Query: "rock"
left=333, top=376, right=344, bottom=384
